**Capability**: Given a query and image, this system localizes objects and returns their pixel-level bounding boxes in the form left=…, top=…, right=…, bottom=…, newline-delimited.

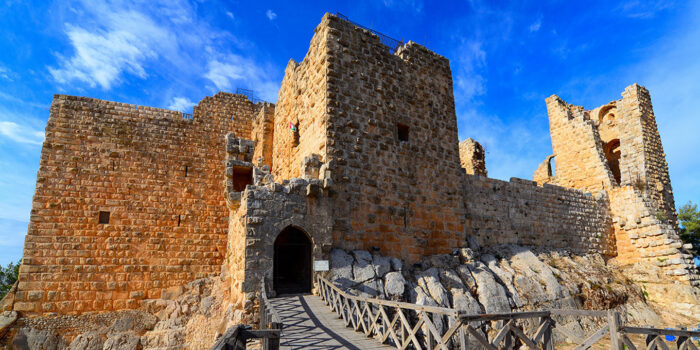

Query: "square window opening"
left=98, top=211, right=110, bottom=224
left=233, top=166, right=253, bottom=192
left=397, top=123, right=409, bottom=142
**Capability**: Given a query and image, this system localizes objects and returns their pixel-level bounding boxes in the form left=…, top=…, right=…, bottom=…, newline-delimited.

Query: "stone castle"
left=1, top=12, right=698, bottom=343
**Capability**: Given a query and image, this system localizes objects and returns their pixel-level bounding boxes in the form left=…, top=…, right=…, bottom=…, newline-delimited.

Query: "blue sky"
left=1, top=0, right=699, bottom=266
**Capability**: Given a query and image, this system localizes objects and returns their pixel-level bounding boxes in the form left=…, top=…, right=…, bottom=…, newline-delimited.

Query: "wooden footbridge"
left=212, top=275, right=700, bottom=350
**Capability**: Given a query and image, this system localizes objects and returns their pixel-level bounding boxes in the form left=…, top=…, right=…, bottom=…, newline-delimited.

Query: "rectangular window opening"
left=397, top=123, right=409, bottom=142
left=233, top=166, right=254, bottom=192
left=178, top=215, right=181, bottom=227
left=98, top=211, right=110, bottom=224
left=185, top=165, right=188, bottom=177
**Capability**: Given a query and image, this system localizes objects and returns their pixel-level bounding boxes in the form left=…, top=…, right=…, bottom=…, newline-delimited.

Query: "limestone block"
left=384, top=272, right=406, bottom=299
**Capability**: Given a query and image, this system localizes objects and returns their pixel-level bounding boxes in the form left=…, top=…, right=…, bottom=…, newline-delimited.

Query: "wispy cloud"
left=0, top=66, right=12, bottom=81
left=49, top=8, right=175, bottom=90
left=0, top=121, right=44, bottom=145
left=204, top=55, right=279, bottom=101
left=48, top=0, right=281, bottom=101
left=383, top=0, right=424, bottom=13
left=167, top=97, right=195, bottom=112
left=617, top=0, right=674, bottom=19
left=266, top=9, right=277, bottom=20
left=454, top=40, right=486, bottom=104
left=528, top=15, right=542, bottom=32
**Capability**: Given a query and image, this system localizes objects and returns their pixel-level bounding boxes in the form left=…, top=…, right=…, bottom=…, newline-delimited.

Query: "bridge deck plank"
left=270, top=294, right=395, bottom=350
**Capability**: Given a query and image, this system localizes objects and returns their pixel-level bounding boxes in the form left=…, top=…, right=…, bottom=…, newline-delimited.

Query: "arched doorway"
left=604, top=139, right=621, bottom=185
left=273, top=226, right=312, bottom=294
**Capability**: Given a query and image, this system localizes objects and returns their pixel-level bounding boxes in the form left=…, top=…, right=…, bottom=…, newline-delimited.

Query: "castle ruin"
left=1, top=12, right=698, bottom=347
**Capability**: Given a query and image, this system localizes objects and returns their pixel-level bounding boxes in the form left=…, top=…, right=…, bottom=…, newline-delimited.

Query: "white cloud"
left=0, top=66, right=11, bottom=81
left=226, top=11, right=234, bottom=20
left=383, top=0, right=424, bottom=13
left=454, top=40, right=486, bottom=104
left=266, top=9, right=277, bottom=20
left=204, top=55, right=279, bottom=101
left=167, top=97, right=195, bottom=112
left=0, top=121, right=44, bottom=145
left=617, top=0, right=674, bottom=19
left=49, top=9, right=175, bottom=90
left=528, top=17, right=542, bottom=32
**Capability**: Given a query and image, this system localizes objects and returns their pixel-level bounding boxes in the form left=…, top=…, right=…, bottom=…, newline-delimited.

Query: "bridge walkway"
left=269, top=294, right=394, bottom=350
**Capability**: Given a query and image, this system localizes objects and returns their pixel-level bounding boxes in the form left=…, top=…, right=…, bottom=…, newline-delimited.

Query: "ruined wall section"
left=323, top=15, right=465, bottom=263
left=609, top=186, right=698, bottom=286
left=271, top=20, right=331, bottom=180
left=616, top=84, right=677, bottom=227
left=251, top=103, right=275, bottom=168
left=13, top=93, right=259, bottom=315
left=464, top=175, right=615, bottom=255
left=459, top=138, right=487, bottom=176
left=543, top=96, right=616, bottom=193
left=224, top=134, right=333, bottom=320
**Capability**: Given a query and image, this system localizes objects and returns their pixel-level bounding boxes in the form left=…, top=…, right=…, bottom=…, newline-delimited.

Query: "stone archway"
left=273, top=226, right=312, bottom=294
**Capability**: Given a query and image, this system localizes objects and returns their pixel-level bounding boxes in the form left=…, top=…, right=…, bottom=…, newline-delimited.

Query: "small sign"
left=314, top=260, right=329, bottom=271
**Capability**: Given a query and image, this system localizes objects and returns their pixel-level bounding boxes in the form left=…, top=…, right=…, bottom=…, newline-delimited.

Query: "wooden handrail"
left=318, top=275, right=459, bottom=316
left=316, top=274, right=556, bottom=350
left=260, top=278, right=281, bottom=324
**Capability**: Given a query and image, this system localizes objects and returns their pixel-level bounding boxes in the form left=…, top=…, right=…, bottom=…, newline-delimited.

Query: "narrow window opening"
left=233, top=166, right=254, bottom=192
left=604, top=139, right=622, bottom=185
left=177, top=215, right=181, bottom=227
left=184, top=165, right=188, bottom=177
left=397, top=123, right=409, bottom=142
left=98, top=211, right=110, bottom=224
left=547, top=156, right=556, bottom=177
left=289, top=121, right=299, bottom=147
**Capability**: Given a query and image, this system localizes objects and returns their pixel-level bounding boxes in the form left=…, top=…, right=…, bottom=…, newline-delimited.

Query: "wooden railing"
left=210, top=279, right=281, bottom=350
left=317, top=275, right=555, bottom=349
left=258, top=278, right=282, bottom=350
left=317, top=274, right=700, bottom=350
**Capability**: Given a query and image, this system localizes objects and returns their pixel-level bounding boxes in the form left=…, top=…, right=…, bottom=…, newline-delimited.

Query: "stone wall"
left=224, top=135, right=333, bottom=319
left=543, top=95, right=616, bottom=193
left=270, top=20, right=331, bottom=181
left=616, top=85, right=677, bottom=227
left=459, top=138, right=487, bottom=176
left=609, top=186, right=698, bottom=285
left=463, top=175, right=615, bottom=256
left=12, top=93, right=260, bottom=315
left=251, top=104, right=275, bottom=168
left=323, top=14, right=465, bottom=262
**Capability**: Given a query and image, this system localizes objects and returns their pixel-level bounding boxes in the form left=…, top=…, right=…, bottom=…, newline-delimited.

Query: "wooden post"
left=504, top=326, right=514, bottom=350
left=543, top=317, right=554, bottom=350
left=608, top=310, right=622, bottom=350
left=459, top=324, right=467, bottom=350
left=268, top=322, right=282, bottom=350
left=425, top=314, right=434, bottom=350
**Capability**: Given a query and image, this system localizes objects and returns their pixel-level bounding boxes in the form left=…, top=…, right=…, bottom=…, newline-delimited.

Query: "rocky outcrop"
left=0, top=276, right=240, bottom=350
left=328, top=244, right=673, bottom=344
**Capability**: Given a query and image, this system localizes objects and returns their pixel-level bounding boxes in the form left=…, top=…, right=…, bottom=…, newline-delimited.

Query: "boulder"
left=455, top=265, right=478, bottom=295
left=0, top=310, right=18, bottom=334
left=480, top=254, right=523, bottom=308
left=13, top=328, right=63, bottom=350
left=417, top=268, right=450, bottom=308
left=330, top=249, right=354, bottom=289
left=390, top=257, right=403, bottom=272
left=384, top=272, right=406, bottom=299
left=372, top=254, right=392, bottom=278
left=103, top=331, right=141, bottom=350
left=67, top=331, right=103, bottom=350
left=467, top=261, right=511, bottom=314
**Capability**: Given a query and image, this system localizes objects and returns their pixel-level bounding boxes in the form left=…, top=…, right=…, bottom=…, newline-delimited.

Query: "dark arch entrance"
left=273, top=226, right=312, bottom=294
